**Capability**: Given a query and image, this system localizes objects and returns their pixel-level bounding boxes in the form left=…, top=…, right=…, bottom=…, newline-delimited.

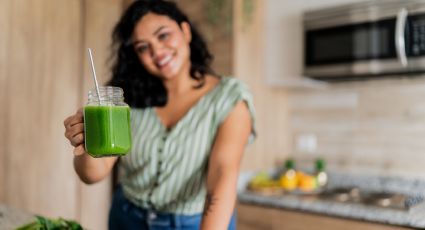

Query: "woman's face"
left=131, top=13, right=192, bottom=80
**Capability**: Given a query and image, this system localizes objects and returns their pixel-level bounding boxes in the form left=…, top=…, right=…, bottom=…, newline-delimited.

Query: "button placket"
left=153, top=160, right=160, bottom=188
left=149, top=133, right=167, bottom=210
left=156, top=133, right=166, bottom=179
left=147, top=199, right=154, bottom=209
left=158, top=134, right=167, bottom=154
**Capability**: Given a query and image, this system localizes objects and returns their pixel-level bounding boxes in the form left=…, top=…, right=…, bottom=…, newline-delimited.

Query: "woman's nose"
left=150, top=42, right=164, bottom=58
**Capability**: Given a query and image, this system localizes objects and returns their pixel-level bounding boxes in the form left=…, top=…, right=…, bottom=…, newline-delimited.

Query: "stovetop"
left=319, top=187, right=424, bottom=210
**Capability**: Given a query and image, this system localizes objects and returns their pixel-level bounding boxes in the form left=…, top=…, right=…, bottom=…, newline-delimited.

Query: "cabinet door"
left=271, top=208, right=412, bottom=230
left=237, top=203, right=274, bottom=230
left=237, top=203, right=413, bottom=230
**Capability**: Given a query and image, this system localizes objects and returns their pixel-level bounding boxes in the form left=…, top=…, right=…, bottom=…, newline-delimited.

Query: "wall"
left=235, top=0, right=425, bottom=178
left=174, top=0, right=234, bottom=75
left=0, top=0, right=82, bottom=219
left=0, top=1, right=125, bottom=229
left=234, top=0, right=291, bottom=171
left=290, top=78, right=425, bottom=177
left=0, top=0, right=10, bottom=204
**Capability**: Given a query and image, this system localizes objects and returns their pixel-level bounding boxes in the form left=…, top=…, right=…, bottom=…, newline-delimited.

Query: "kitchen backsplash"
left=289, top=77, right=425, bottom=178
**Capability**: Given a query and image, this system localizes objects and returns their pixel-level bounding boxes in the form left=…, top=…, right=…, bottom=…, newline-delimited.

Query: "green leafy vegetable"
left=15, top=215, right=83, bottom=230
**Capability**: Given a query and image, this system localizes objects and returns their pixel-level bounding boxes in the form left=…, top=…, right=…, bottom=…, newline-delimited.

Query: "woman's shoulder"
left=215, top=76, right=252, bottom=97
left=211, top=75, right=257, bottom=142
left=207, top=75, right=254, bottom=110
left=219, top=75, right=243, bottom=85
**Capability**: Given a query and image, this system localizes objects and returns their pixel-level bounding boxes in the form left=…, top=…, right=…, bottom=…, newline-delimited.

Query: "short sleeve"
left=214, top=77, right=256, bottom=144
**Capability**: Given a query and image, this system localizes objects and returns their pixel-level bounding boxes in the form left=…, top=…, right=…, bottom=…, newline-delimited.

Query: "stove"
left=320, top=187, right=424, bottom=210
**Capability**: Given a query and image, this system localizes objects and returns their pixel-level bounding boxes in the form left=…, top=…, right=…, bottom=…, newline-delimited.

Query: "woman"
left=63, top=0, right=256, bottom=229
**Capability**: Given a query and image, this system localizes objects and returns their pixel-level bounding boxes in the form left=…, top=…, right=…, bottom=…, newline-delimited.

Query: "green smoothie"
left=84, top=105, right=131, bottom=157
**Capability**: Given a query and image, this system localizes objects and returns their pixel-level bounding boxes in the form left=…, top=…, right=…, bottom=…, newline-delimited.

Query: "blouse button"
left=148, top=211, right=157, bottom=220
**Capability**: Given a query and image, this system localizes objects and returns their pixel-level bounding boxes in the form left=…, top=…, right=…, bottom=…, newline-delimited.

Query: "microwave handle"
left=395, top=8, right=408, bottom=67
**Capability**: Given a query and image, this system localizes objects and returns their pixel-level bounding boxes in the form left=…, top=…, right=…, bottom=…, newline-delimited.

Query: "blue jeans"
left=109, top=186, right=237, bottom=230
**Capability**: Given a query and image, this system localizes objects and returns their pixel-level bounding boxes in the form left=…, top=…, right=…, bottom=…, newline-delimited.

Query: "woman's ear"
left=181, top=21, right=192, bottom=43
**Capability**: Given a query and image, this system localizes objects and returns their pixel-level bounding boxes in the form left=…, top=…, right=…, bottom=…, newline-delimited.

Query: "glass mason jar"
left=83, top=86, right=132, bottom=157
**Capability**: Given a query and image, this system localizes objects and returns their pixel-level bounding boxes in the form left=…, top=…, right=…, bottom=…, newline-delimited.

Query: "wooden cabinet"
left=237, top=203, right=413, bottom=230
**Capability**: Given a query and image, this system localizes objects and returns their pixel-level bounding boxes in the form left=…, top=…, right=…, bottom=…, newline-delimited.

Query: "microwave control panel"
left=409, top=15, right=425, bottom=56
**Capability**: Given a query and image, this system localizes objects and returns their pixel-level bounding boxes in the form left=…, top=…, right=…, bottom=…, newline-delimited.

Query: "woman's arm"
left=200, top=101, right=252, bottom=230
left=64, top=108, right=118, bottom=184
left=73, top=148, right=118, bottom=184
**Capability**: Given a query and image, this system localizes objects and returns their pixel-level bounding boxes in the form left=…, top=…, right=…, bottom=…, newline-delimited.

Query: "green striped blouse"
left=119, top=76, right=256, bottom=214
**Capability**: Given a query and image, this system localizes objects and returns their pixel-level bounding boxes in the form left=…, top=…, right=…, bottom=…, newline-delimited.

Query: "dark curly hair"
left=108, top=0, right=215, bottom=108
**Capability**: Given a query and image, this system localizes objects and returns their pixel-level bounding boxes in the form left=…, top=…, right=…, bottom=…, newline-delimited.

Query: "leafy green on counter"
left=15, top=215, right=83, bottom=230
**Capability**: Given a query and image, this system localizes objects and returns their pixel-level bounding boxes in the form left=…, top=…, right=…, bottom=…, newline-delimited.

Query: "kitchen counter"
left=237, top=171, right=425, bottom=229
left=0, top=204, right=34, bottom=230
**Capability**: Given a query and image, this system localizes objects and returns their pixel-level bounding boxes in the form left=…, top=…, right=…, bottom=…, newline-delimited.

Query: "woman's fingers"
left=64, top=109, right=85, bottom=146
left=65, top=123, right=84, bottom=144
left=70, top=132, right=84, bottom=147
left=64, top=108, right=87, bottom=156
left=73, top=144, right=86, bottom=156
left=64, top=111, right=83, bottom=129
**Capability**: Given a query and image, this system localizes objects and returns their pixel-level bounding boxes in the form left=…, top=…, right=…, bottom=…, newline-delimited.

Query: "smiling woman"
left=109, top=0, right=215, bottom=109
left=63, top=1, right=257, bottom=230
left=131, top=14, right=192, bottom=80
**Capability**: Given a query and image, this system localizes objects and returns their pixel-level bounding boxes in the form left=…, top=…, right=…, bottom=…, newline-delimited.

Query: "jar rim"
left=89, top=87, right=123, bottom=95
left=89, top=86, right=123, bottom=91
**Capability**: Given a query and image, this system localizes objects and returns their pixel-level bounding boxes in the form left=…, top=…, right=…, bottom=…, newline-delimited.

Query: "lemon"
left=280, top=169, right=298, bottom=191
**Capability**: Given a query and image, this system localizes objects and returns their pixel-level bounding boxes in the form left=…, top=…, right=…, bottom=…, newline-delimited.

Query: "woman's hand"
left=64, top=107, right=118, bottom=184
left=64, top=108, right=86, bottom=156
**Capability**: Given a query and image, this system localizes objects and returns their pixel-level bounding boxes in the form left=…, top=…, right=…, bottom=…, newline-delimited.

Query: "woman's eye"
left=135, top=45, right=148, bottom=54
left=158, top=33, right=169, bottom=41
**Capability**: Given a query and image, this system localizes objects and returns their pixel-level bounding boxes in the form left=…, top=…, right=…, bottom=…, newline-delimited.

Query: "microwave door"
left=305, top=17, right=401, bottom=78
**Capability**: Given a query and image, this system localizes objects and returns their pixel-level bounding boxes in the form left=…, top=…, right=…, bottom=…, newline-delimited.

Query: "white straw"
left=87, top=48, right=102, bottom=104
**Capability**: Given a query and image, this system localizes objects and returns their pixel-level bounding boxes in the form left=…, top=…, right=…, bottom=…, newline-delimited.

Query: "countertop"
left=237, top=171, right=425, bottom=229
left=0, top=204, right=34, bottom=230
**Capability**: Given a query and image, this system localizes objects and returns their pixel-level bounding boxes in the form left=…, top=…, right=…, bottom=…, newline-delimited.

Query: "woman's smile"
left=155, top=52, right=175, bottom=70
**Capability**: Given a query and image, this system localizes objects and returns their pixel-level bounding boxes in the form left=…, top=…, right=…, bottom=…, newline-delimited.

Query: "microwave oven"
left=304, top=0, right=425, bottom=80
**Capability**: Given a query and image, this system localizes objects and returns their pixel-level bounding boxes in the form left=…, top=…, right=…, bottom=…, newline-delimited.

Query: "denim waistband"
left=125, top=202, right=200, bottom=226
left=112, top=186, right=202, bottom=228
